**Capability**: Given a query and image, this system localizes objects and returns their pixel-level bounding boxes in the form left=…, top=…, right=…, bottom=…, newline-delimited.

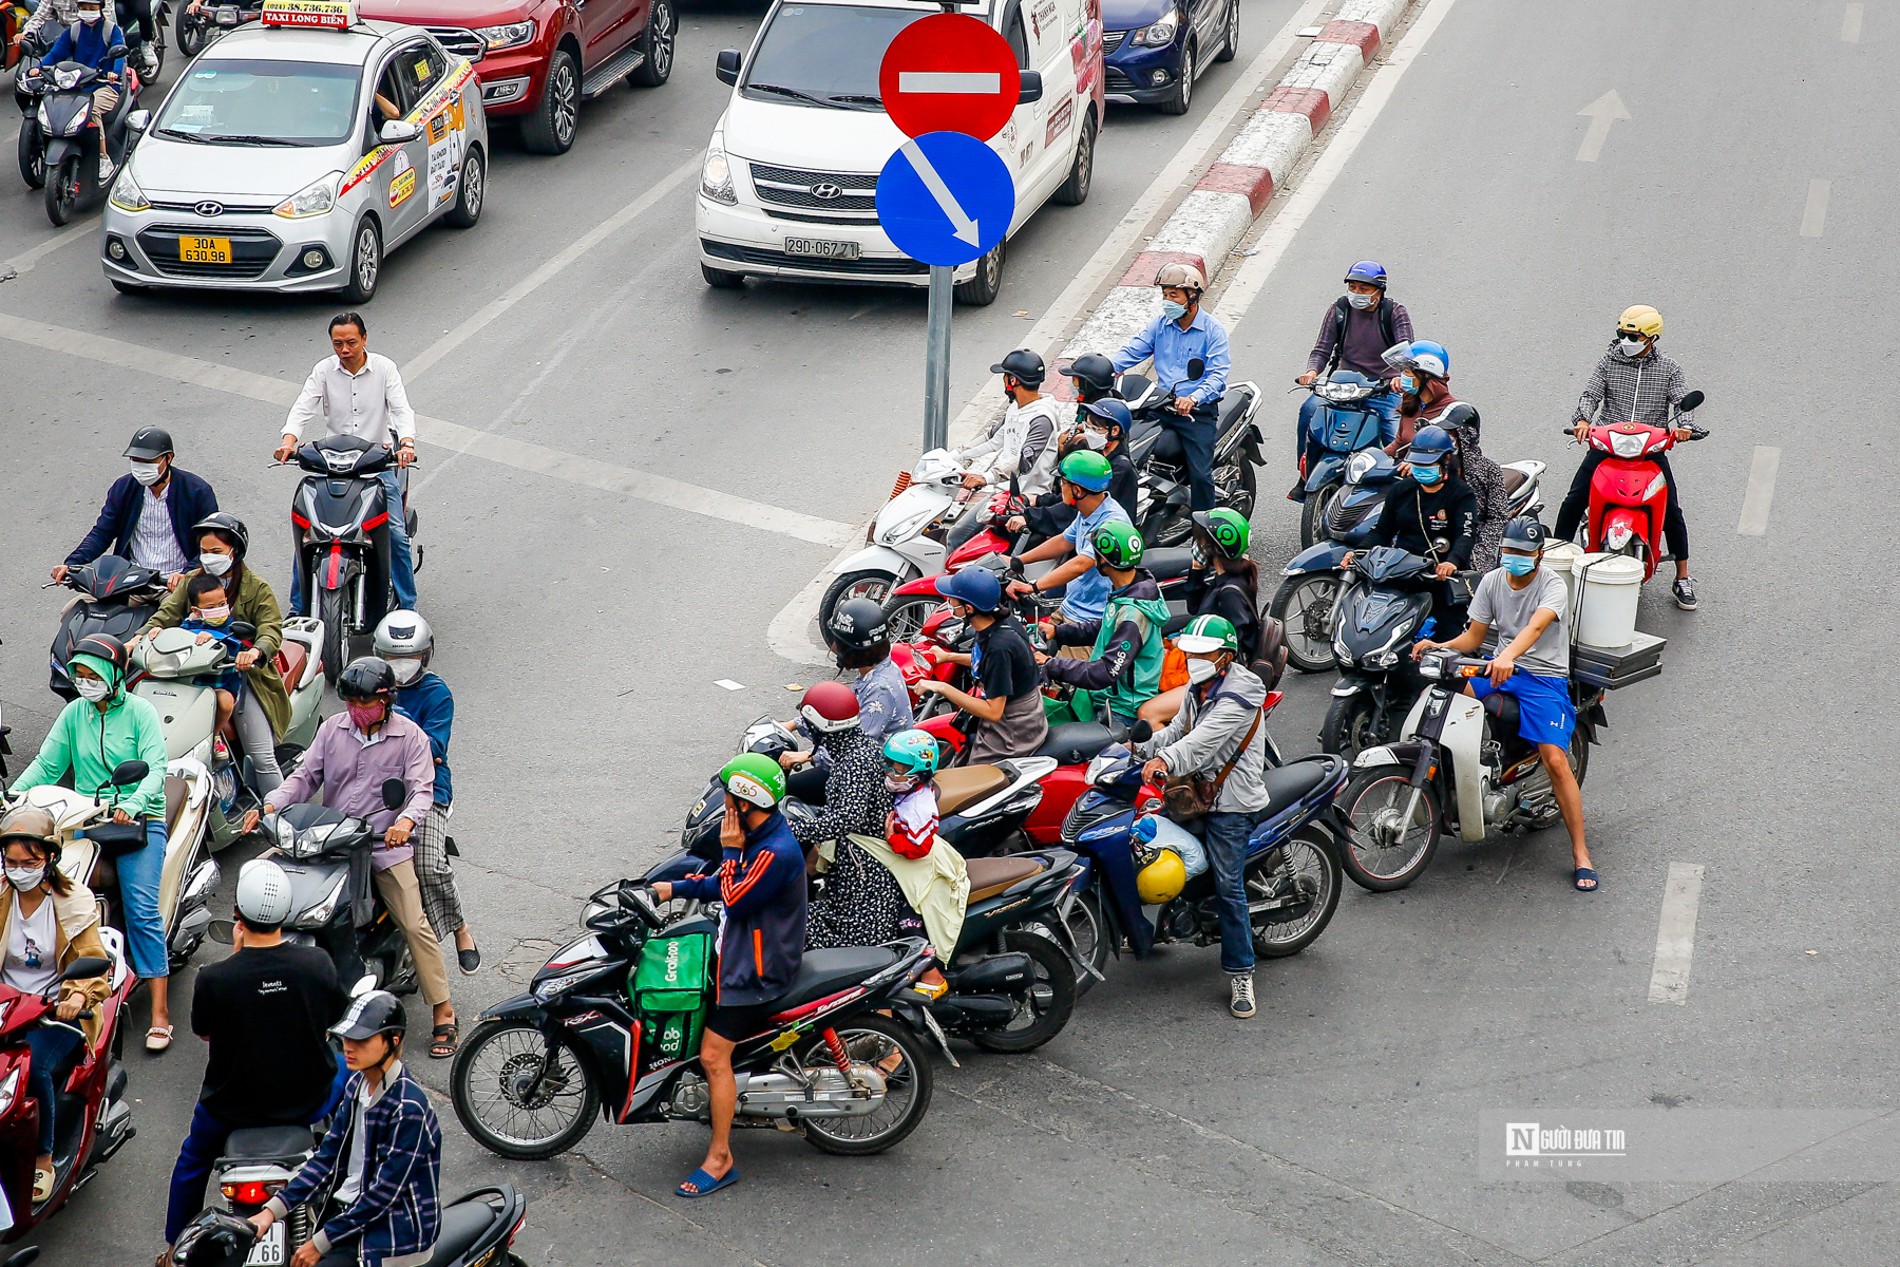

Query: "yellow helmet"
left=1135, top=847, right=1187, bottom=905
left=1617, top=305, right=1663, bottom=338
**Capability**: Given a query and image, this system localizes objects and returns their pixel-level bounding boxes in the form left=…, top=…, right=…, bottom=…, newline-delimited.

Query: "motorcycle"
left=1336, top=647, right=1630, bottom=889
left=283, top=435, right=420, bottom=684
left=451, top=879, right=944, bottom=1160
left=926, top=849, right=1087, bottom=1052
left=1117, top=359, right=1264, bottom=546
left=174, top=0, right=257, bottom=58
left=130, top=619, right=326, bottom=848
left=46, top=556, right=169, bottom=700
left=181, top=1183, right=529, bottom=1267
left=0, top=941, right=130, bottom=1244
left=20, top=51, right=141, bottom=224
left=1294, top=370, right=1390, bottom=546
left=1571, top=389, right=1707, bottom=581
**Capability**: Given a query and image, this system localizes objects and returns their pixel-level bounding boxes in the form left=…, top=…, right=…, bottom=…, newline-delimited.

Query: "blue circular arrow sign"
left=875, top=131, right=1016, bottom=268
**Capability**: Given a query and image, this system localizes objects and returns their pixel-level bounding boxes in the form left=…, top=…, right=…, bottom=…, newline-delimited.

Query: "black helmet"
left=72, top=632, right=130, bottom=675
left=191, top=512, right=250, bottom=560
left=989, top=348, right=1045, bottom=388
left=330, top=988, right=407, bottom=1043
left=124, top=426, right=175, bottom=461
left=827, top=598, right=889, bottom=653
left=1063, top=353, right=1116, bottom=400
left=1502, top=515, right=1548, bottom=552
left=174, top=1209, right=257, bottom=1267
left=337, top=656, right=397, bottom=703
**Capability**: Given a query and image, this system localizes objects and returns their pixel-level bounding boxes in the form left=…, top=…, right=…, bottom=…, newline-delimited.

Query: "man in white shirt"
left=944, top=348, right=1064, bottom=553
left=277, top=313, right=419, bottom=614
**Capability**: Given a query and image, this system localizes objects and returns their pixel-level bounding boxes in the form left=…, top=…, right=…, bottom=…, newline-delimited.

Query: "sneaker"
left=1228, top=972, right=1256, bottom=1019
left=98, top=155, right=115, bottom=180
left=1672, top=576, right=1698, bottom=611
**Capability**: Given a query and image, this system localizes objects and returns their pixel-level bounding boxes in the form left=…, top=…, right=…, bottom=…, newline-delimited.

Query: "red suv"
left=358, top=0, right=676, bottom=154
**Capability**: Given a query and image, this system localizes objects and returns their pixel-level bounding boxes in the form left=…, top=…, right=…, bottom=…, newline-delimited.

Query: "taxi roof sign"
left=260, top=0, right=358, bottom=29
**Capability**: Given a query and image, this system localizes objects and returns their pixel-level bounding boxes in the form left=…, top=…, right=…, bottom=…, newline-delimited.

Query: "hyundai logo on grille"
left=810, top=183, right=844, bottom=201
left=195, top=201, right=225, bottom=217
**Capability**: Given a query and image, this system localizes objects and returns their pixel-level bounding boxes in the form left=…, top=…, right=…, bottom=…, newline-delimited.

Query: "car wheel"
left=443, top=145, right=484, bottom=228
left=1052, top=111, right=1095, bottom=206
left=1215, top=0, right=1239, bottom=62
left=952, top=237, right=1005, bottom=306
left=339, top=218, right=381, bottom=303
left=701, top=261, right=745, bottom=289
left=522, top=47, right=580, bottom=155
left=629, top=0, right=674, bottom=86
left=1159, top=40, right=1194, bottom=115
left=18, top=120, right=44, bottom=189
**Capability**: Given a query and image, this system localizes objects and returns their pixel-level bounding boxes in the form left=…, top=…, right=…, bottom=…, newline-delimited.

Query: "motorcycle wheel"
left=1319, top=691, right=1383, bottom=761
left=1337, top=767, right=1441, bottom=890
left=820, top=569, right=899, bottom=634
left=318, top=587, right=348, bottom=685
left=176, top=5, right=206, bottom=56
left=1299, top=481, right=1340, bottom=548
left=1062, top=888, right=1110, bottom=996
left=451, top=1019, right=600, bottom=1160
left=882, top=593, right=940, bottom=647
left=1248, top=828, right=1341, bottom=958
left=18, top=120, right=44, bottom=189
left=1221, top=458, right=1258, bottom=521
left=800, top=1014, right=933, bottom=1155
left=1268, top=574, right=1339, bottom=674
left=970, top=931, right=1077, bottom=1054
left=45, top=154, right=79, bottom=226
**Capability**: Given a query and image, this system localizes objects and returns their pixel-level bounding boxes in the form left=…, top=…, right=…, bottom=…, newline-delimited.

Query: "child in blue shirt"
left=180, top=572, right=245, bottom=742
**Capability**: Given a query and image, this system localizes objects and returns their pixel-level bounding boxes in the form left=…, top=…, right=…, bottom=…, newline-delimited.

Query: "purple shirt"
left=273, top=712, right=435, bottom=870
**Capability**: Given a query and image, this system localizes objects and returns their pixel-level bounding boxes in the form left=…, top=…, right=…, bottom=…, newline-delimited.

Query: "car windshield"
left=154, top=59, right=361, bottom=146
left=742, top=4, right=925, bottom=108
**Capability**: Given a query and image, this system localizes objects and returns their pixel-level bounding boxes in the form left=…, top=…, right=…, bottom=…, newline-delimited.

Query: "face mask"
left=1160, top=301, right=1188, bottom=321
left=389, top=658, right=423, bottom=685
left=346, top=702, right=385, bottom=730
left=1412, top=464, right=1442, bottom=485
left=200, top=552, right=234, bottom=577
left=1617, top=337, right=1646, bottom=357
left=1079, top=430, right=1108, bottom=452
left=75, top=675, right=111, bottom=702
left=131, top=461, right=164, bottom=486
left=1347, top=292, right=1375, bottom=310
left=1399, top=372, right=1419, bottom=395
left=77, top=6, right=102, bottom=20
left=1186, top=657, right=1220, bottom=685
left=195, top=605, right=230, bottom=626
left=1501, top=554, right=1538, bottom=577
left=885, top=774, right=916, bottom=794
left=5, top=865, right=46, bottom=892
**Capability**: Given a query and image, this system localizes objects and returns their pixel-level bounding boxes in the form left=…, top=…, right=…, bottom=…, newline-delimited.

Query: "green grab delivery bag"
left=630, top=930, right=713, bottom=1063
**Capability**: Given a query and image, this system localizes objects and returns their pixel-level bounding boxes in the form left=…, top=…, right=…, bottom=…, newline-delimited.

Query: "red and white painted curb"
left=1056, top=0, right=1412, bottom=382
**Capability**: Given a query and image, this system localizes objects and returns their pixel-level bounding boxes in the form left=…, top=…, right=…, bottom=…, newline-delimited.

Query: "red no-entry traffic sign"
left=879, top=13, right=1021, bottom=142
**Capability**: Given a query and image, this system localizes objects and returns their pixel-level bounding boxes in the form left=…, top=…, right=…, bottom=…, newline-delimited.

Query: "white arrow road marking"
left=901, top=138, right=981, bottom=246
left=1574, top=89, right=1630, bottom=163
left=899, top=71, right=1002, bottom=94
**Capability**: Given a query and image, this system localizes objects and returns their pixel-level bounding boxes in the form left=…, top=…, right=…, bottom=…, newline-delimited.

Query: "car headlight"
left=274, top=170, right=342, bottom=219
left=1132, top=13, right=1178, bottom=46
left=474, top=18, right=535, bottom=48
left=701, top=137, right=736, bottom=206
left=108, top=167, right=150, bottom=212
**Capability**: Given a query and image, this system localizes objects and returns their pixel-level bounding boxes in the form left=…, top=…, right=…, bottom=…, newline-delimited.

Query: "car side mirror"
left=381, top=778, right=407, bottom=810
left=111, top=759, right=149, bottom=787
left=127, top=108, right=150, bottom=132
left=378, top=119, right=421, bottom=145
left=1017, top=70, right=1042, bottom=104
left=61, top=955, right=111, bottom=981
left=1187, top=356, right=1205, bottom=380
left=715, top=49, right=740, bottom=85
left=1677, top=389, right=1705, bottom=412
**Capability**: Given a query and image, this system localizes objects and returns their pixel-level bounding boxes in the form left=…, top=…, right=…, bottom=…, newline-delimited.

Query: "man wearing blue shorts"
left=1414, top=516, right=1595, bottom=890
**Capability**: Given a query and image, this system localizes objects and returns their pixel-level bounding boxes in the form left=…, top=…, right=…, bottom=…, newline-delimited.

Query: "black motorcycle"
left=46, top=555, right=169, bottom=699
left=930, top=849, right=1085, bottom=1053
left=174, top=0, right=258, bottom=57
left=176, top=1184, right=529, bottom=1267
left=20, top=52, right=140, bottom=224
left=1115, top=356, right=1265, bottom=546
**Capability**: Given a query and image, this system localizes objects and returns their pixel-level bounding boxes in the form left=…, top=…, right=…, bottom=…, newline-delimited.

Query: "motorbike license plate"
left=783, top=237, right=859, bottom=261
left=245, top=1222, right=286, bottom=1266
left=179, top=235, right=232, bottom=265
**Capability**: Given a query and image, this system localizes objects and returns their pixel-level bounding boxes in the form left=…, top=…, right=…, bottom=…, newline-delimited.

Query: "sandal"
left=429, top=1022, right=459, bottom=1059
left=146, top=1024, right=174, bottom=1053
left=676, top=1165, right=740, bottom=1199
left=34, top=1163, right=55, bottom=1202
left=1574, top=867, right=1599, bottom=892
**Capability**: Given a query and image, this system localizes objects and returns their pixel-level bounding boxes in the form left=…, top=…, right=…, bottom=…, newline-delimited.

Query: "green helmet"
left=1192, top=508, right=1250, bottom=560
left=719, top=753, right=786, bottom=809
left=1174, top=614, right=1239, bottom=655
left=882, top=729, right=940, bottom=779
left=1057, top=449, right=1113, bottom=493
left=1091, top=519, right=1144, bottom=570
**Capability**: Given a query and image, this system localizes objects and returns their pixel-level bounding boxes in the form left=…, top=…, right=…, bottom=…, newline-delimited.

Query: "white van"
left=695, top=0, right=1106, bottom=305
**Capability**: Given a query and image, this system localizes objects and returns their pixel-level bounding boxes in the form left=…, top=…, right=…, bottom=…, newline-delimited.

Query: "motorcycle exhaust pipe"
left=932, top=995, right=1018, bottom=1025
left=947, top=951, right=1033, bottom=994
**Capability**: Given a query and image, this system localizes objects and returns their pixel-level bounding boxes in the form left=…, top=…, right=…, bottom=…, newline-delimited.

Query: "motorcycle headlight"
left=876, top=502, right=943, bottom=545
left=273, top=170, right=341, bottom=219
left=54, top=66, right=82, bottom=90
left=1345, top=449, right=1379, bottom=483
left=1609, top=430, right=1646, bottom=459
left=701, top=136, right=736, bottom=206
left=295, top=872, right=348, bottom=929
left=473, top=18, right=536, bottom=48
left=1364, top=648, right=1398, bottom=669
left=37, top=101, right=51, bottom=131
left=108, top=167, right=150, bottom=212
left=534, top=967, right=600, bottom=1001
left=1132, top=12, right=1178, bottom=45
left=1333, top=637, right=1354, bottom=667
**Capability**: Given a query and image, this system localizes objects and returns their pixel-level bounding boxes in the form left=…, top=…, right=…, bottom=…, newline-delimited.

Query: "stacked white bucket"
left=1541, top=543, right=1642, bottom=650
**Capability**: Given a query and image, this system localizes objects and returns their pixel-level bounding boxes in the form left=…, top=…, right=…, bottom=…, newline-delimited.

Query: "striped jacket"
left=675, top=811, right=808, bottom=1006
left=1574, top=342, right=1694, bottom=426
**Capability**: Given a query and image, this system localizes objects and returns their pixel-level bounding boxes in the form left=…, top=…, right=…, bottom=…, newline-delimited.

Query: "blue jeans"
left=118, top=819, right=170, bottom=981
left=1203, top=811, right=1260, bottom=974
left=289, top=467, right=415, bottom=615
left=1296, top=391, right=1399, bottom=471
left=26, top=1023, right=84, bottom=1155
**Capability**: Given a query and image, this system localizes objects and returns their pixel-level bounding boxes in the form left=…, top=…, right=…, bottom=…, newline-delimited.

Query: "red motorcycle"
left=0, top=933, right=134, bottom=1243
left=1574, top=389, right=1706, bottom=581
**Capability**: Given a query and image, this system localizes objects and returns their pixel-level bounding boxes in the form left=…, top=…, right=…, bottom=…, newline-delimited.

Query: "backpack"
left=1325, top=295, right=1401, bottom=375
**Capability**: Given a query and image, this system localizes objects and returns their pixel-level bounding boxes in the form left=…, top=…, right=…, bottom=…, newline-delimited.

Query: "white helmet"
left=236, top=858, right=295, bottom=929
left=372, top=612, right=433, bottom=684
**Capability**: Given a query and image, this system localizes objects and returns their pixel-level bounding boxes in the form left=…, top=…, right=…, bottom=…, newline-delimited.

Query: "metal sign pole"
left=923, top=263, right=953, bottom=451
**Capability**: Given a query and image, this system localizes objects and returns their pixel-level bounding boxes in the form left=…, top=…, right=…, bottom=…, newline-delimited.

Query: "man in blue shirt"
left=1003, top=450, right=1131, bottom=626
left=1110, top=261, right=1231, bottom=513
left=31, top=0, right=124, bottom=177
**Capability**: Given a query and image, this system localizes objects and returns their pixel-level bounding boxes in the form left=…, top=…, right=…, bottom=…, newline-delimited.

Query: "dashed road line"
left=1736, top=445, right=1780, bottom=536
left=1842, top=2, right=1864, bottom=42
left=1800, top=178, right=1831, bottom=237
left=0, top=216, right=101, bottom=278
left=1649, top=861, right=1705, bottom=1005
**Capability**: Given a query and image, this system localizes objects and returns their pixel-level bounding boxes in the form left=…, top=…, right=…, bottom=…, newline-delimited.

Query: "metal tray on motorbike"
left=1570, top=631, right=1666, bottom=691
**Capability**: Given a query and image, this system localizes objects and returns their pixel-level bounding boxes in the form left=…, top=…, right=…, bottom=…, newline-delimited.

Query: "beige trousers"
left=91, top=85, right=119, bottom=124
left=373, top=860, right=451, bottom=1007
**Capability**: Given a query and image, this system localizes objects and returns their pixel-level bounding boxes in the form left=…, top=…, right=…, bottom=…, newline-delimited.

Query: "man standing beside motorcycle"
left=1133, top=615, right=1273, bottom=1019
left=1291, top=261, right=1413, bottom=500
left=1110, top=262, right=1230, bottom=513
left=944, top=349, right=1064, bottom=553
left=277, top=314, right=419, bottom=616
left=921, top=567, right=1048, bottom=764
left=28, top=0, right=124, bottom=177
left=1413, top=517, right=1595, bottom=890
left=1553, top=304, right=1698, bottom=610
left=651, top=757, right=806, bottom=1200
left=1039, top=522, right=1170, bottom=728
left=53, top=427, right=218, bottom=591
left=1003, top=450, right=1132, bottom=627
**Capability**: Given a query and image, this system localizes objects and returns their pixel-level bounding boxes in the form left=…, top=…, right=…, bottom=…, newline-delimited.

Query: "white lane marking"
left=1220, top=0, right=1462, bottom=324
left=1649, top=862, right=1705, bottom=1004
left=714, top=679, right=745, bottom=691
left=1574, top=89, right=1631, bottom=163
left=1799, top=178, right=1831, bottom=237
left=1, top=216, right=102, bottom=277
left=1842, top=3, right=1864, bottom=42
left=900, top=138, right=980, bottom=244
left=404, top=151, right=701, bottom=382
left=0, top=315, right=856, bottom=547
left=1736, top=445, right=1781, bottom=536
left=898, top=72, right=1001, bottom=94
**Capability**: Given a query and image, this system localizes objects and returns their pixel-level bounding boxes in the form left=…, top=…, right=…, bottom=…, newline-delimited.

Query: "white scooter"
left=130, top=618, right=326, bottom=849
left=820, top=448, right=974, bottom=632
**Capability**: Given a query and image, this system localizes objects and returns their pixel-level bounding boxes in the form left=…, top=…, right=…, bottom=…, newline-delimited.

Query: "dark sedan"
left=1101, top=0, right=1238, bottom=114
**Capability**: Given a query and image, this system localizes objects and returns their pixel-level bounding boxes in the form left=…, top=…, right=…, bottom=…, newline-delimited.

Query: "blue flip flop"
left=676, top=1165, right=740, bottom=1199
left=1573, top=867, right=1599, bottom=892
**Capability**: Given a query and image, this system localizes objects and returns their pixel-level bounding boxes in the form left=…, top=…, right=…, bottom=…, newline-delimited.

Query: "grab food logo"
left=663, top=939, right=682, bottom=987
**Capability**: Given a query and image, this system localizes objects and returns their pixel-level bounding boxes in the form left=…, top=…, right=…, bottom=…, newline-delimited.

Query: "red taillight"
left=290, top=511, right=311, bottom=530
left=1262, top=690, right=1283, bottom=715
left=507, top=1214, right=526, bottom=1246
left=220, top=1180, right=282, bottom=1205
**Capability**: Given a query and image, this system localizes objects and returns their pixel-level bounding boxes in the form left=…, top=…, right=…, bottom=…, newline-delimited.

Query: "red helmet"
left=798, top=681, right=861, bottom=733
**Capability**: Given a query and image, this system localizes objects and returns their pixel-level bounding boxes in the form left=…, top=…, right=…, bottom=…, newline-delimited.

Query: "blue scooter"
left=1271, top=448, right=1402, bottom=674
left=1295, top=370, right=1394, bottom=547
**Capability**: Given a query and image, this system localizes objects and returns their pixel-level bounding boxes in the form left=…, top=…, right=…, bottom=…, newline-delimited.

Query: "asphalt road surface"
left=4, top=1, right=1894, bottom=1264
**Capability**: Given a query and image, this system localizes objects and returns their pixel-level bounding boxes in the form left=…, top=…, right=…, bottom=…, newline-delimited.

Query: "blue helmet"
left=934, top=566, right=1002, bottom=613
left=1409, top=425, right=1454, bottom=461
left=1401, top=340, right=1450, bottom=380
left=1080, top=398, right=1134, bottom=435
left=1343, top=260, right=1388, bottom=289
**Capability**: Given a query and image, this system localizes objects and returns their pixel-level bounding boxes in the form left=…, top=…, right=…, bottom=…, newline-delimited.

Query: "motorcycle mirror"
left=207, top=919, right=235, bottom=946
left=1129, top=720, right=1153, bottom=743
left=229, top=621, right=258, bottom=643
left=60, top=955, right=110, bottom=982
left=106, top=43, right=128, bottom=58
left=381, top=778, right=406, bottom=810
left=127, top=108, right=150, bottom=132
left=110, top=759, right=149, bottom=787
left=1186, top=357, right=1205, bottom=381
left=349, top=974, right=379, bottom=998
left=1677, top=389, right=1705, bottom=413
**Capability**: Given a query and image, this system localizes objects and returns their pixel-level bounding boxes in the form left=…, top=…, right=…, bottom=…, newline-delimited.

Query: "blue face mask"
left=1399, top=372, right=1419, bottom=395
left=1501, top=553, right=1538, bottom=577
left=1411, top=463, right=1441, bottom=485
left=1161, top=301, right=1188, bottom=321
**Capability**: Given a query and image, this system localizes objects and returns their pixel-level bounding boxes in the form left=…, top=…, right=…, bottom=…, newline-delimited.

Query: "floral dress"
left=790, top=730, right=922, bottom=950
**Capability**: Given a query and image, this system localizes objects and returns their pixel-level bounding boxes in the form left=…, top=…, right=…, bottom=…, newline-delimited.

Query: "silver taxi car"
left=101, top=0, right=487, bottom=300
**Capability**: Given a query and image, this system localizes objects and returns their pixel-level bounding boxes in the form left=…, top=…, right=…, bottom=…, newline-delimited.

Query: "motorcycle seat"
left=1481, top=690, right=1522, bottom=737
left=934, top=766, right=1011, bottom=815
left=275, top=641, right=309, bottom=692
left=420, top=1199, right=494, bottom=1266
left=1144, top=547, right=1194, bottom=580
left=770, top=946, right=899, bottom=1014
left=1035, top=720, right=1115, bottom=766
left=1502, top=467, right=1528, bottom=495
left=1260, top=758, right=1338, bottom=807
left=965, top=855, right=1046, bottom=902
left=221, top=1124, right=317, bottom=1164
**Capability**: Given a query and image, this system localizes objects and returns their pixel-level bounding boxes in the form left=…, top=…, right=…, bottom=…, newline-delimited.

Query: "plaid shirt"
left=1574, top=343, right=1694, bottom=425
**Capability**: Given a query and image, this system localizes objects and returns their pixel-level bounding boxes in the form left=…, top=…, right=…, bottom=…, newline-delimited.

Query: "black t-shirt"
left=191, top=942, right=345, bottom=1124
left=974, top=615, right=1040, bottom=703
left=1374, top=475, right=1479, bottom=567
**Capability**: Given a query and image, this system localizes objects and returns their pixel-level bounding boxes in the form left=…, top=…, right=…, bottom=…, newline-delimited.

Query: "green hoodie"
left=12, top=651, right=170, bottom=820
